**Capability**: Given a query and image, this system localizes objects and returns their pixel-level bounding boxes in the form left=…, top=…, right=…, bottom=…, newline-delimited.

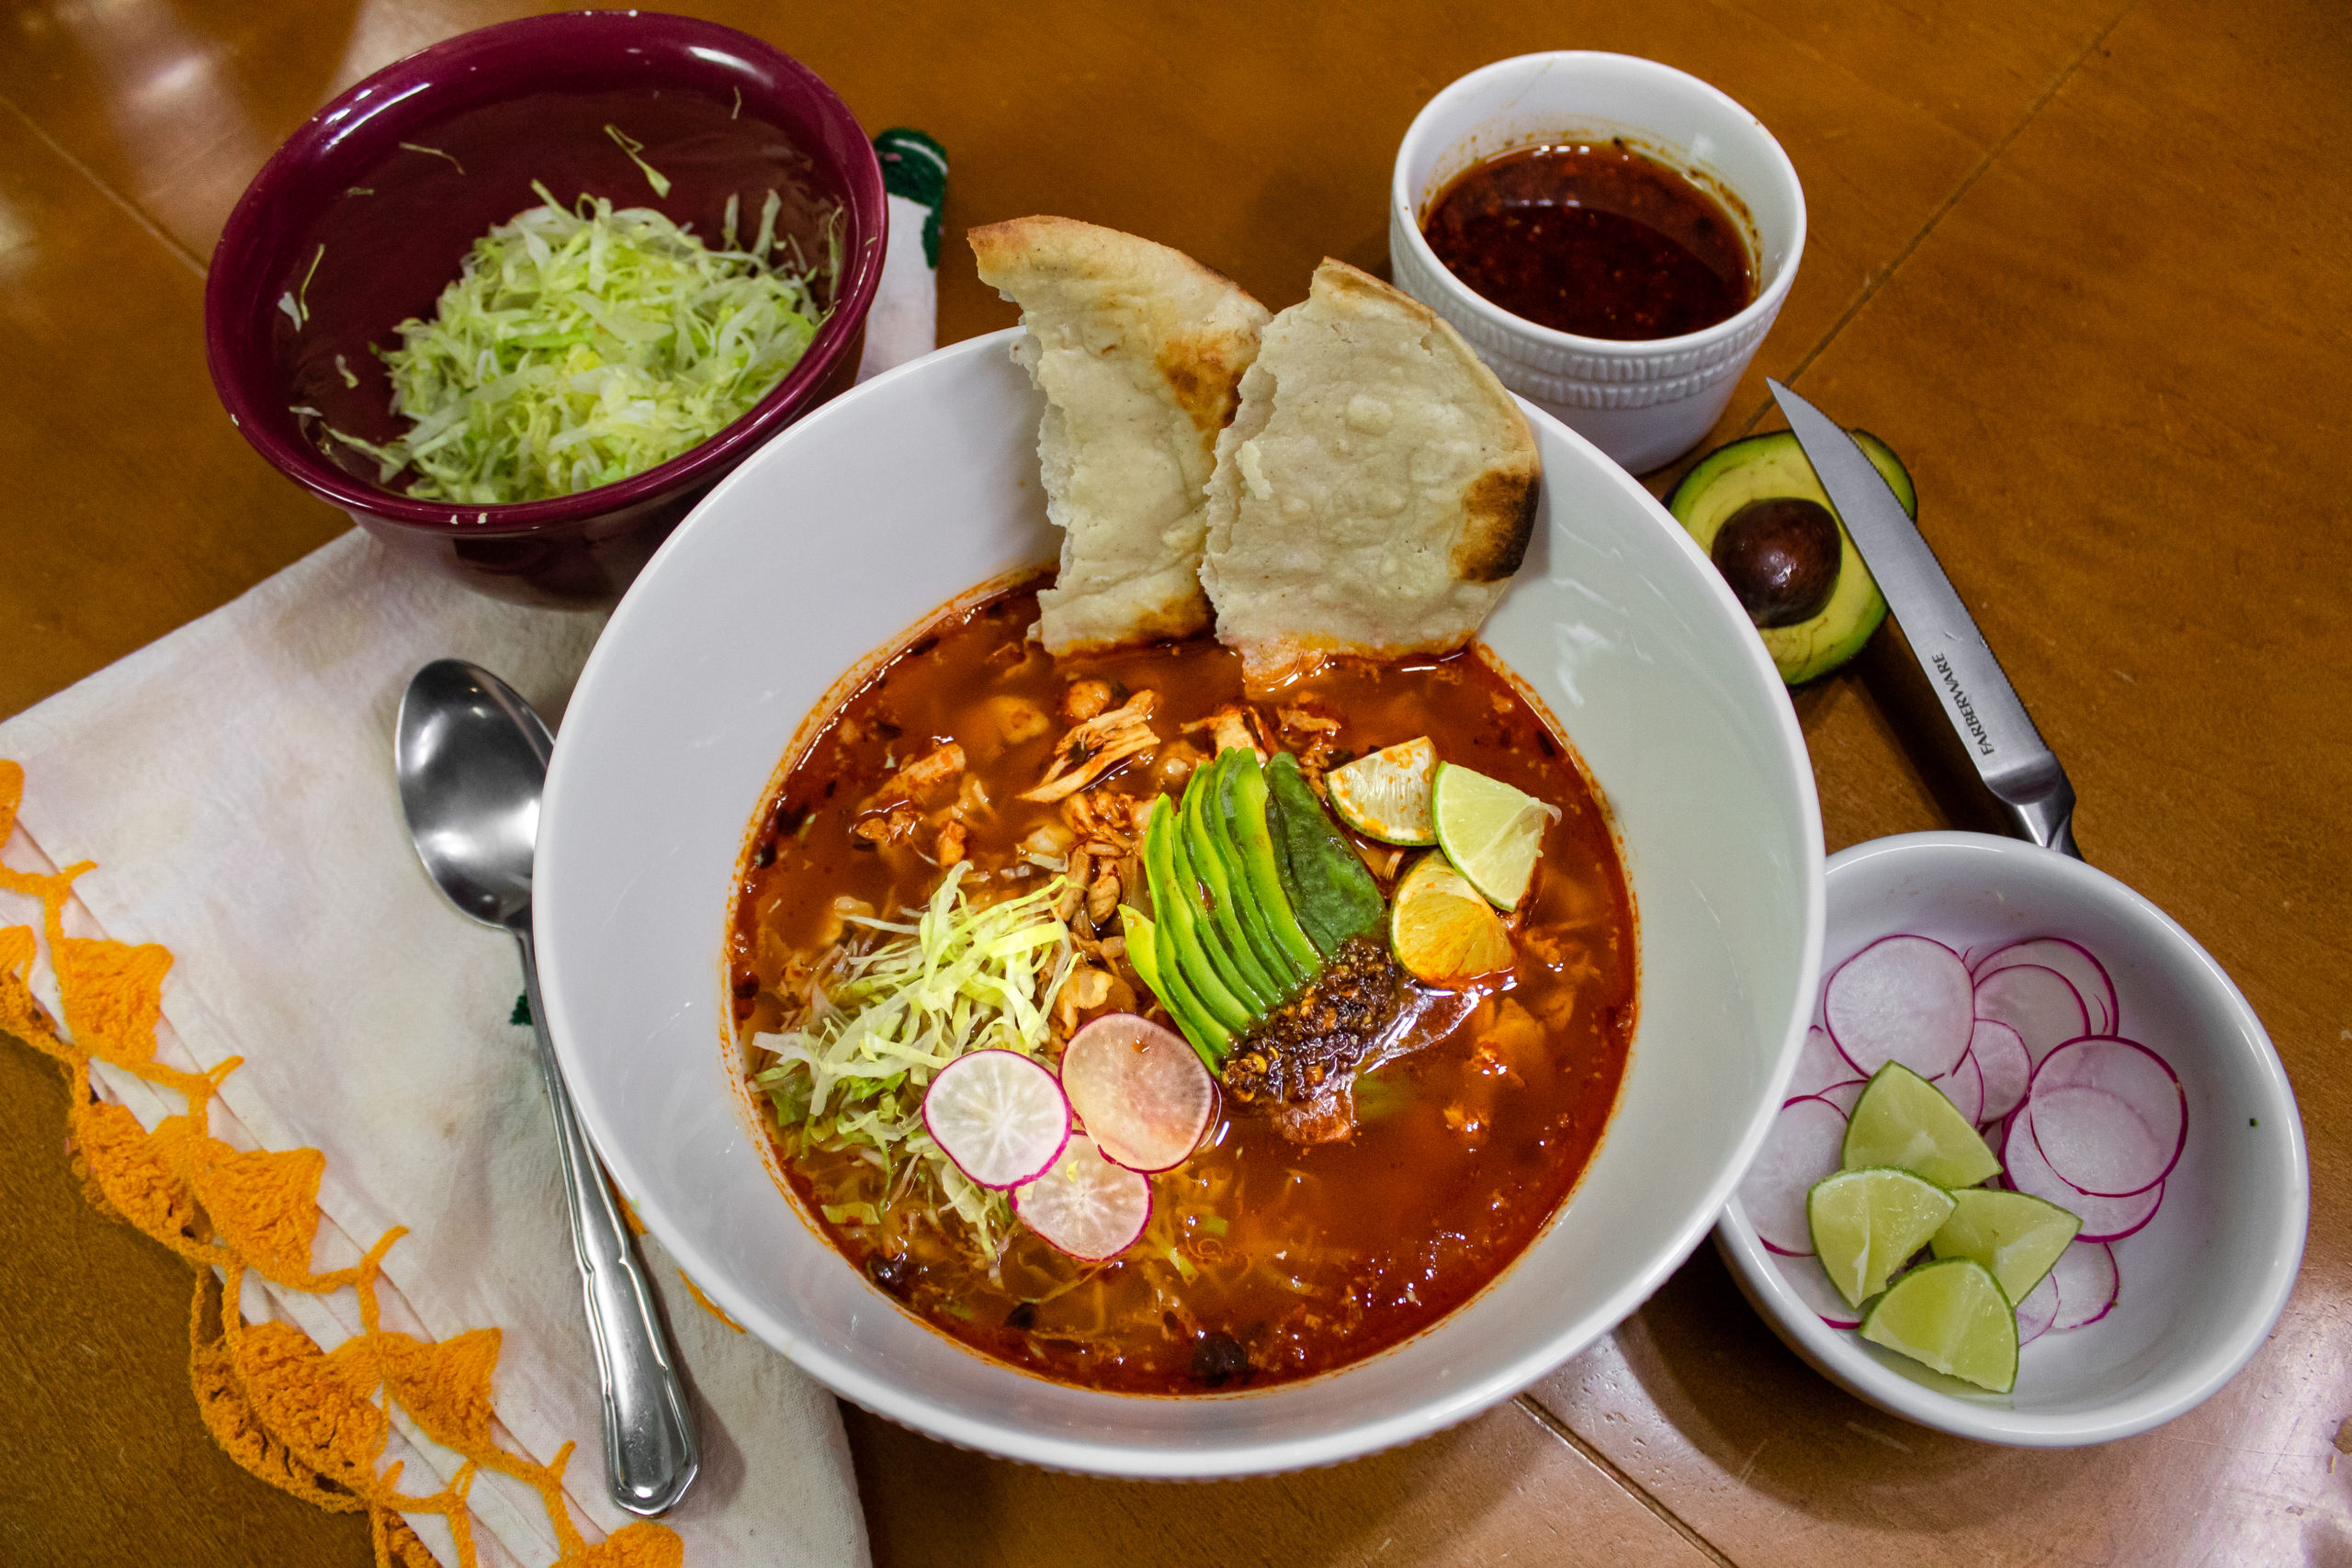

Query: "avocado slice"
left=1120, top=904, right=1226, bottom=1068
left=1666, top=428, right=1913, bottom=685
left=1183, top=752, right=1295, bottom=1005
left=1263, top=753, right=1386, bottom=957
left=1143, top=798, right=1254, bottom=1033
left=1171, top=784, right=1279, bottom=1014
left=1219, top=751, right=1324, bottom=980
left=1193, top=750, right=1312, bottom=994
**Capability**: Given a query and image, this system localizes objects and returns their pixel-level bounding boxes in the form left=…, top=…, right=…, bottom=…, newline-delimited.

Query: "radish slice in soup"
left=2028, top=1036, right=2186, bottom=1197
left=2014, top=1268, right=2060, bottom=1345
left=922, top=1049, right=1070, bottom=1190
left=1974, top=938, right=2118, bottom=1037
left=2049, top=1241, right=2120, bottom=1331
left=1972, top=1019, right=2032, bottom=1123
left=1013, top=1134, right=1152, bottom=1260
left=1060, top=1013, right=1216, bottom=1173
left=1791, top=1025, right=1862, bottom=1100
left=2003, top=1113, right=2164, bottom=1241
left=1741, top=1095, right=1850, bottom=1256
left=1973, top=963, right=2088, bottom=1069
left=1824, top=935, right=1974, bottom=1079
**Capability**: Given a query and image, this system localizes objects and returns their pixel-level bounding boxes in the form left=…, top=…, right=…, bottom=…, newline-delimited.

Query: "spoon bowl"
left=395, top=659, right=549, bottom=931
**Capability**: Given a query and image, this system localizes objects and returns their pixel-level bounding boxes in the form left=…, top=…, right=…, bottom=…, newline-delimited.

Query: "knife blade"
left=1767, top=379, right=2082, bottom=859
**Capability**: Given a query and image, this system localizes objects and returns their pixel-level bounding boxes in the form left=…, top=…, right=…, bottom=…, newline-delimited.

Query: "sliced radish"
left=1820, top=1079, right=1867, bottom=1116
left=1772, top=1248, right=1860, bottom=1330
left=2049, top=1241, right=2120, bottom=1331
left=1060, top=1013, right=1216, bottom=1173
left=1971, top=1019, right=2032, bottom=1123
left=2028, top=1036, right=2186, bottom=1197
left=1824, top=935, right=1974, bottom=1079
left=1936, top=1052, right=1985, bottom=1125
left=1974, top=938, right=2118, bottom=1036
left=1973, top=963, right=2088, bottom=1069
left=2003, top=1112, right=2164, bottom=1241
left=1012, top=1135, right=1151, bottom=1260
left=1740, top=1096, right=1850, bottom=1256
left=922, top=1049, right=1070, bottom=1190
left=1791, top=1025, right=1862, bottom=1100
left=2014, top=1269, right=2060, bottom=1345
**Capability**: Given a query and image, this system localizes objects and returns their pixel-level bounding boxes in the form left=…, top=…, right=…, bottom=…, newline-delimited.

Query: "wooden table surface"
left=4, top=1, right=2347, bottom=1562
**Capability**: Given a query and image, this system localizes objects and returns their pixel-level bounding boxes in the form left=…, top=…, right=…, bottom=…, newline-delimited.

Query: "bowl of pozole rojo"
left=534, top=330, right=1822, bottom=1476
left=205, top=12, right=885, bottom=607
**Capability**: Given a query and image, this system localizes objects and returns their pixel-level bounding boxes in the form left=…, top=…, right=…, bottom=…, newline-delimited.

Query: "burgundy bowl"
left=207, top=12, right=886, bottom=607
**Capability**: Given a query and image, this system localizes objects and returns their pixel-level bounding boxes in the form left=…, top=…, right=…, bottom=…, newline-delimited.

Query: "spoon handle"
left=516, top=926, right=700, bottom=1517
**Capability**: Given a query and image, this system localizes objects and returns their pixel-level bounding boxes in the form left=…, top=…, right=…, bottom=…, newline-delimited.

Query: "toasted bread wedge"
left=971, top=217, right=1271, bottom=654
left=1200, top=259, right=1540, bottom=685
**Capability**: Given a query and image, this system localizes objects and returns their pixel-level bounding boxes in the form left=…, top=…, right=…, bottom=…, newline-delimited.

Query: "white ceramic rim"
left=537, top=332, right=1826, bottom=1475
left=1714, top=829, right=2310, bottom=1448
left=1390, top=51, right=1807, bottom=364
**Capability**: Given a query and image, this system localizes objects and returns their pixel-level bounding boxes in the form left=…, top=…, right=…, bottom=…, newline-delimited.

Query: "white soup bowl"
left=534, top=331, right=1824, bottom=1476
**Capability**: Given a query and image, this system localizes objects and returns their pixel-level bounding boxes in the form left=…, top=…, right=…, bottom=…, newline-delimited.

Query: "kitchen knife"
left=1767, top=378, right=2082, bottom=859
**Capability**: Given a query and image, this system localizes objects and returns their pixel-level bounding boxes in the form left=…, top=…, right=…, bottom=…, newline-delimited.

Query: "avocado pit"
left=1710, top=497, right=1842, bottom=629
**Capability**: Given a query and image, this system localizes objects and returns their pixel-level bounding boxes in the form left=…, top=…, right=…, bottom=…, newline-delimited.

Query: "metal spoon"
left=394, top=658, right=699, bottom=1517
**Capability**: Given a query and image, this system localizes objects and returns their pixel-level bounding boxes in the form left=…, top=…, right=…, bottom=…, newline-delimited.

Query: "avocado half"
left=1666, top=429, right=1916, bottom=685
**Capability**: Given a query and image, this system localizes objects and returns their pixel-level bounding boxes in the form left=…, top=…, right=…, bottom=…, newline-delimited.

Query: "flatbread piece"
left=1200, top=258, right=1540, bottom=684
left=971, top=217, right=1271, bottom=654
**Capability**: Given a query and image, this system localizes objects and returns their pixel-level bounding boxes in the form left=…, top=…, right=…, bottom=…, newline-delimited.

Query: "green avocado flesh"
left=1220, top=750, right=1323, bottom=979
left=1182, top=754, right=1287, bottom=1007
left=1144, top=799, right=1252, bottom=1035
left=1667, top=428, right=1914, bottom=685
left=1141, top=750, right=1365, bottom=1062
left=1198, top=751, right=1314, bottom=990
left=1263, top=753, right=1386, bottom=957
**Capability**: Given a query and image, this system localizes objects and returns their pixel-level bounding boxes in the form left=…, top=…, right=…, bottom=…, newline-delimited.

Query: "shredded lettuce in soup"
left=328, top=182, right=837, bottom=502
left=751, top=866, right=1075, bottom=1260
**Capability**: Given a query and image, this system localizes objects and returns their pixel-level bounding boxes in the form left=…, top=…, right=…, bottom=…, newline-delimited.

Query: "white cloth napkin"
left=0, top=132, right=953, bottom=1566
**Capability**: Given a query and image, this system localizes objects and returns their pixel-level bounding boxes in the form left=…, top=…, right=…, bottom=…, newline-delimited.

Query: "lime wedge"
left=1929, top=1187, right=2081, bottom=1304
left=1430, top=762, right=1554, bottom=909
left=1841, top=1063, right=2003, bottom=1189
left=1808, top=1167, right=1956, bottom=1309
left=1327, top=737, right=1439, bottom=846
left=1389, top=852, right=1514, bottom=987
left=1860, top=1258, right=2019, bottom=1393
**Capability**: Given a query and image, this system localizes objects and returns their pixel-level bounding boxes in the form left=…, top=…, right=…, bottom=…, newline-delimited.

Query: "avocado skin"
left=1143, top=799, right=1254, bottom=1035
left=1263, top=753, right=1386, bottom=957
left=1220, top=751, right=1324, bottom=978
left=1667, top=428, right=1914, bottom=685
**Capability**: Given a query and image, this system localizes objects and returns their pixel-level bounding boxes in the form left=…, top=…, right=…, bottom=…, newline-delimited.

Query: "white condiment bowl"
left=534, top=330, right=1823, bottom=1477
left=1716, top=830, right=2308, bottom=1447
left=1390, top=52, right=1805, bottom=474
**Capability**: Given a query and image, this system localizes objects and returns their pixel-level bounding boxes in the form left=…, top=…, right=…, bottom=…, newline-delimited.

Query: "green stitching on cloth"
left=873, top=128, right=948, bottom=268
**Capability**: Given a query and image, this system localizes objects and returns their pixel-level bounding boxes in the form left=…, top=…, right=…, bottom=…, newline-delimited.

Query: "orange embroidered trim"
left=0, top=761, right=683, bottom=1568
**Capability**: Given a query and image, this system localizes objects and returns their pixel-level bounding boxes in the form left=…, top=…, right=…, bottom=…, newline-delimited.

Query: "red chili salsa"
left=1423, top=139, right=1755, bottom=340
left=729, top=578, right=1637, bottom=1393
